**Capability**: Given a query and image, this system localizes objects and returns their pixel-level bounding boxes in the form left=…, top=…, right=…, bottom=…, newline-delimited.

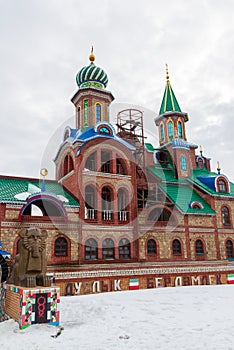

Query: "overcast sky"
left=1, top=0, right=234, bottom=180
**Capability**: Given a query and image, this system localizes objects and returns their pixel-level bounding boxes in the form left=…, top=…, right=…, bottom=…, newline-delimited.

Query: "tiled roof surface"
left=159, top=81, right=182, bottom=116
left=0, top=177, right=79, bottom=206
left=159, top=183, right=215, bottom=214
left=147, top=166, right=216, bottom=214
left=147, top=166, right=187, bottom=184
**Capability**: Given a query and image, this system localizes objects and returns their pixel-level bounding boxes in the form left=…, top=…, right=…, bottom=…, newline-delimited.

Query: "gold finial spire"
left=40, top=168, right=48, bottom=178
left=166, top=63, right=170, bottom=84
left=217, top=161, right=221, bottom=174
left=40, top=168, right=48, bottom=192
left=89, top=46, right=95, bottom=63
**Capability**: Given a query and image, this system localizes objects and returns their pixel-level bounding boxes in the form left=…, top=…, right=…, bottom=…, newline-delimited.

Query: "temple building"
left=1, top=50, right=234, bottom=295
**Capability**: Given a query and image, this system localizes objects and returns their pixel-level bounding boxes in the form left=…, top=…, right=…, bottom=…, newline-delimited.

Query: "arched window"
left=85, top=238, right=98, bottom=260
left=97, top=124, right=113, bottom=135
left=22, top=198, right=66, bottom=218
left=96, top=103, right=101, bottom=123
left=172, top=239, right=181, bottom=255
left=102, top=187, right=113, bottom=220
left=190, top=201, right=203, bottom=210
left=118, top=188, right=128, bottom=221
left=116, top=158, right=127, bottom=175
left=222, top=206, right=231, bottom=226
left=218, top=180, right=227, bottom=193
left=84, top=99, right=88, bottom=125
left=197, top=157, right=204, bottom=169
left=55, top=237, right=68, bottom=257
left=119, top=238, right=130, bottom=259
left=102, top=238, right=114, bottom=259
left=101, top=151, right=111, bottom=173
left=68, top=155, right=74, bottom=173
left=63, top=155, right=69, bottom=176
left=181, top=155, right=187, bottom=171
left=148, top=207, right=171, bottom=222
left=157, top=151, right=168, bottom=164
left=77, top=106, right=81, bottom=127
left=178, top=121, right=183, bottom=138
left=168, top=121, right=174, bottom=139
left=85, top=185, right=96, bottom=219
left=85, top=152, right=96, bottom=171
left=63, top=154, right=74, bottom=176
left=195, top=239, right=204, bottom=256
left=160, top=124, right=164, bottom=141
left=226, top=240, right=234, bottom=259
left=147, top=239, right=157, bottom=255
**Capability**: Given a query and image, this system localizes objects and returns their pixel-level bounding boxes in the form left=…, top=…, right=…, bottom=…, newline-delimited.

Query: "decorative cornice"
left=189, top=228, right=215, bottom=233
left=53, top=264, right=233, bottom=280
left=82, top=170, right=131, bottom=180
left=1, top=221, right=78, bottom=229
left=71, top=88, right=114, bottom=105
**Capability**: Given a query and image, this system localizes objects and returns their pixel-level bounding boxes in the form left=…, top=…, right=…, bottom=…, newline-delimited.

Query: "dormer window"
left=197, top=157, right=204, bottom=169
left=189, top=201, right=204, bottom=210
left=218, top=180, right=227, bottom=192
left=97, top=124, right=113, bottom=135
left=216, top=175, right=230, bottom=193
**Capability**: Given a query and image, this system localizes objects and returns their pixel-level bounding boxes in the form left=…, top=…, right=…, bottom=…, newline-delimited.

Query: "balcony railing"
left=85, top=209, right=128, bottom=222
left=102, top=210, right=113, bottom=221
left=118, top=210, right=128, bottom=221
left=85, top=208, right=97, bottom=220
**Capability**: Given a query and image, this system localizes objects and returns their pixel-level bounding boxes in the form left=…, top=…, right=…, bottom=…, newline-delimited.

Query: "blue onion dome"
left=76, top=47, right=108, bottom=89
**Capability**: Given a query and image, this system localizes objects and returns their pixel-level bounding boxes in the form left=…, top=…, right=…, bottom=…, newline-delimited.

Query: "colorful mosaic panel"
left=14, top=287, right=60, bottom=329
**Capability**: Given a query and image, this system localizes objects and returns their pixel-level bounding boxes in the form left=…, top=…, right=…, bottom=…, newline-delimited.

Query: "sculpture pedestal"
left=5, top=284, right=60, bottom=329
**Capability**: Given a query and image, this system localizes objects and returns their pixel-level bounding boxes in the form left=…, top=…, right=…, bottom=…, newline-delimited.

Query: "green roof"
left=159, top=183, right=215, bottom=214
left=147, top=166, right=187, bottom=184
left=0, top=176, right=79, bottom=207
left=147, top=165, right=215, bottom=214
left=159, top=81, right=182, bottom=116
left=76, top=63, right=108, bottom=89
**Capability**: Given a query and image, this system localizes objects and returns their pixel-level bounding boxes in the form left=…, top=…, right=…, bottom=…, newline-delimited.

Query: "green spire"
left=159, top=64, right=182, bottom=116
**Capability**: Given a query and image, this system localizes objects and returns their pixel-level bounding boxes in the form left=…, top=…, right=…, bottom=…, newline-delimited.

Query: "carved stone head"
left=8, top=227, right=50, bottom=287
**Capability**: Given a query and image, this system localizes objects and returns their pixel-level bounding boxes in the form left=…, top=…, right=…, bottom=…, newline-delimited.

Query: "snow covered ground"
left=1, top=284, right=234, bottom=350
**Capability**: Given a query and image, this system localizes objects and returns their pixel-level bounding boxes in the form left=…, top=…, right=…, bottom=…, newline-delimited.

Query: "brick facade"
left=1, top=54, right=234, bottom=296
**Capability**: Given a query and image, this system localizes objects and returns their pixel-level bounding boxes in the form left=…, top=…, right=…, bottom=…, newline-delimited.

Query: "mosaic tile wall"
left=6, top=285, right=60, bottom=329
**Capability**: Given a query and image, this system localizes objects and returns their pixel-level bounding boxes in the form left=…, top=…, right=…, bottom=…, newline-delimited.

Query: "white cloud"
left=0, top=0, right=234, bottom=180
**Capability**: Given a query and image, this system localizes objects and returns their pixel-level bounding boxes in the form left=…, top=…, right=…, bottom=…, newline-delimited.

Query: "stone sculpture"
left=8, top=228, right=50, bottom=288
